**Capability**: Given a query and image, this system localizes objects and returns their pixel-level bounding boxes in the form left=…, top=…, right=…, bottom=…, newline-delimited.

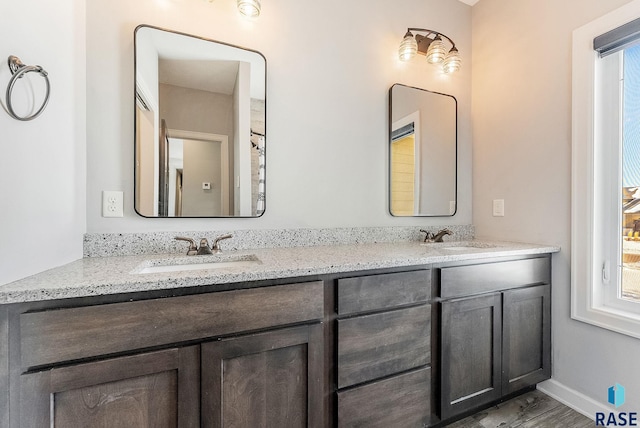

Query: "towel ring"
left=5, top=55, right=50, bottom=121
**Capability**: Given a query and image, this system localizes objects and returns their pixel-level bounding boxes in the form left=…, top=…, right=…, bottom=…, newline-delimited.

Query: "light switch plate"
left=493, top=199, right=505, bottom=217
left=102, top=191, right=124, bottom=217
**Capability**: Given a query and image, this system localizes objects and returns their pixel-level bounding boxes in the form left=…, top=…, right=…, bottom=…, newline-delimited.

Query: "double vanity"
left=0, top=237, right=557, bottom=427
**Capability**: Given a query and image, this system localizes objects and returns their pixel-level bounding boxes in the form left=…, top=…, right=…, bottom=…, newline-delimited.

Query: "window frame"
left=572, top=0, right=640, bottom=339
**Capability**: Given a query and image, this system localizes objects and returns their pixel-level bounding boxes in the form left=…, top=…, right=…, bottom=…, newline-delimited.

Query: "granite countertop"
left=0, top=240, right=560, bottom=304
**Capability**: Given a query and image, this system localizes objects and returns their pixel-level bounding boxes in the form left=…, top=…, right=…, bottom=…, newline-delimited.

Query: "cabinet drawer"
left=337, top=305, right=430, bottom=388
left=439, top=257, right=550, bottom=299
left=337, top=270, right=431, bottom=315
left=20, top=281, right=324, bottom=369
left=337, top=367, right=431, bottom=428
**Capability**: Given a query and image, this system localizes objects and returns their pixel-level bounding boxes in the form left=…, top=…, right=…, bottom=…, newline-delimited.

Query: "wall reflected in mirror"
left=134, top=25, right=266, bottom=218
left=389, top=84, right=456, bottom=217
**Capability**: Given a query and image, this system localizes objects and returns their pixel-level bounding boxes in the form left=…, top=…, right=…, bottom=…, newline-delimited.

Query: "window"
left=598, top=44, right=640, bottom=314
left=611, top=44, right=640, bottom=313
left=572, top=1, right=640, bottom=338
left=621, top=45, right=640, bottom=305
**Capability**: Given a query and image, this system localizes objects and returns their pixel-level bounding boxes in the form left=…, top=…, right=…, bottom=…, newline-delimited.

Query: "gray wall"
left=181, top=139, right=223, bottom=216
left=159, top=83, right=234, bottom=137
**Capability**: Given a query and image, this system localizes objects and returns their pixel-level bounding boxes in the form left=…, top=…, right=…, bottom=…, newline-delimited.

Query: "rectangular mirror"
left=134, top=25, right=266, bottom=218
left=389, top=83, right=457, bottom=217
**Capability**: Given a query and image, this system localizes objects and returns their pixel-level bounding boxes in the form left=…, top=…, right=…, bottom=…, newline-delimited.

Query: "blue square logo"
left=608, top=383, right=626, bottom=408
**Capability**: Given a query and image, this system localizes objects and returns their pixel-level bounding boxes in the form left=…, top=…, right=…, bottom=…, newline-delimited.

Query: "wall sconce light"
left=205, top=0, right=261, bottom=18
left=237, top=0, right=261, bottom=18
left=399, top=28, right=461, bottom=74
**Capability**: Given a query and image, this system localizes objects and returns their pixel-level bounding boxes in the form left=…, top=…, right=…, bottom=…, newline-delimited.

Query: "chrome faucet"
left=420, top=228, right=453, bottom=243
left=175, top=234, right=233, bottom=255
left=197, top=238, right=214, bottom=255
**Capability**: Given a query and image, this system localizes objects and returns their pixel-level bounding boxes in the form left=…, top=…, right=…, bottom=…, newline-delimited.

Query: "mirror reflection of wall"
left=389, top=84, right=457, bottom=217
left=134, top=25, right=266, bottom=218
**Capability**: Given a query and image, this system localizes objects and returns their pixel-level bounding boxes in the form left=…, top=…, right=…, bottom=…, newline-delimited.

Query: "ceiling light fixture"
left=398, top=28, right=461, bottom=74
left=237, top=0, right=261, bottom=18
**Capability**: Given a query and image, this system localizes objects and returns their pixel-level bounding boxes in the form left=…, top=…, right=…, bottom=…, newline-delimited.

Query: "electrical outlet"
left=102, top=191, right=124, bottom=217
left=493, top=199, right=505, bottom=217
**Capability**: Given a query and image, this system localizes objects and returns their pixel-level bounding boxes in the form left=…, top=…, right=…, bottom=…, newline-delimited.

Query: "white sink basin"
left=132, top=255, right=261, bottom=274
left=441, top=246, right=477, bottom=251
left=440, top=242, right=503, bottom=251
left=421, top=241, right=504, bottom=251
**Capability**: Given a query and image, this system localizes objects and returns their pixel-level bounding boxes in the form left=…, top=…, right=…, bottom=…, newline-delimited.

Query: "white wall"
left=471, top=0, right=640, bottom=413
left=0, top=0, right=85, bottom=285
left=86, top=0, right=472, bottom=232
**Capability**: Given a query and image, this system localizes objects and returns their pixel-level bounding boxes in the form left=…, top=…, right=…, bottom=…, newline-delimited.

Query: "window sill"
left=572, top=303, right=640, bottom=339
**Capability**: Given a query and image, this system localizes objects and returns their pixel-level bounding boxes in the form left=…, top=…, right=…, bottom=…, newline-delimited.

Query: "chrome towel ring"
left=5, top=55, right=50, bottom=121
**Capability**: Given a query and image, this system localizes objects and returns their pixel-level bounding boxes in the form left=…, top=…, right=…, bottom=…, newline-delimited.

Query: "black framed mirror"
left=389, top=83, right=457, bottom=217
left=134, top=25, right=266, bottom=218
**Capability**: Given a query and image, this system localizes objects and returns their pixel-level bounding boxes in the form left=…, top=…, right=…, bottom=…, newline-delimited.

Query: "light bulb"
left=398, top=32, right=418, bottom=61
left=237, top=0, right=260, bottom=18
left=443, top=47, right=461, bottom=73
left=426, top=35, right=447, bottom=64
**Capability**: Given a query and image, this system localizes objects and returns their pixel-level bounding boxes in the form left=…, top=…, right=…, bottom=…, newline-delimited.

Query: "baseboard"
left=537, top=379, right=617, bottom=421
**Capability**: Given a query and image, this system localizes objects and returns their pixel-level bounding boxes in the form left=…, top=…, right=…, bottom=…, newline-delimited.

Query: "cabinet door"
left=440, top=293, right=502, bottom=420
left=20, top=346, right=200, bottom=427
left=201, top=324, right=323, bottom=428
left=502, top=284, right=551, bottom=394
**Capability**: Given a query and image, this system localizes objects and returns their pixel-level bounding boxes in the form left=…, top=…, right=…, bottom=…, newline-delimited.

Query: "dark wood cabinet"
left=19, top=324, right=326, bottom=428
left=19, top=346, right=200, bottom=427
left=337, top=270, right=431, bottom=315
left=19, top=282, right=323, bottom=369
left=440, top=293, right=502, bottom=420
left=201, top=324, right=324, bottom=428
left=337, top=367, right=431, bottom=428
left=438, top=257, right=552, bottom=423
left=335, top=270, right=433, bottom=427
left=337, top=305, right=430, bottom=388
left=502, top=284, right=551, bottom=394
left=10, top=281, right=324, bottom=428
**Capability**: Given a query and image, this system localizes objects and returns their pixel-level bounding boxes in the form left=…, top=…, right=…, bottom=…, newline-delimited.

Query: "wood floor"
left=446, top=389, right=594, bottom=427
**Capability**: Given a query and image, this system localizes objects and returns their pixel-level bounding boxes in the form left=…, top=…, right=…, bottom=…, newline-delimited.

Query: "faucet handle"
left=433, top=228, right=453, bottom=242
left=175, top=237, right=198, bottom=256
left=212, top=234, right=233, bottom=253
